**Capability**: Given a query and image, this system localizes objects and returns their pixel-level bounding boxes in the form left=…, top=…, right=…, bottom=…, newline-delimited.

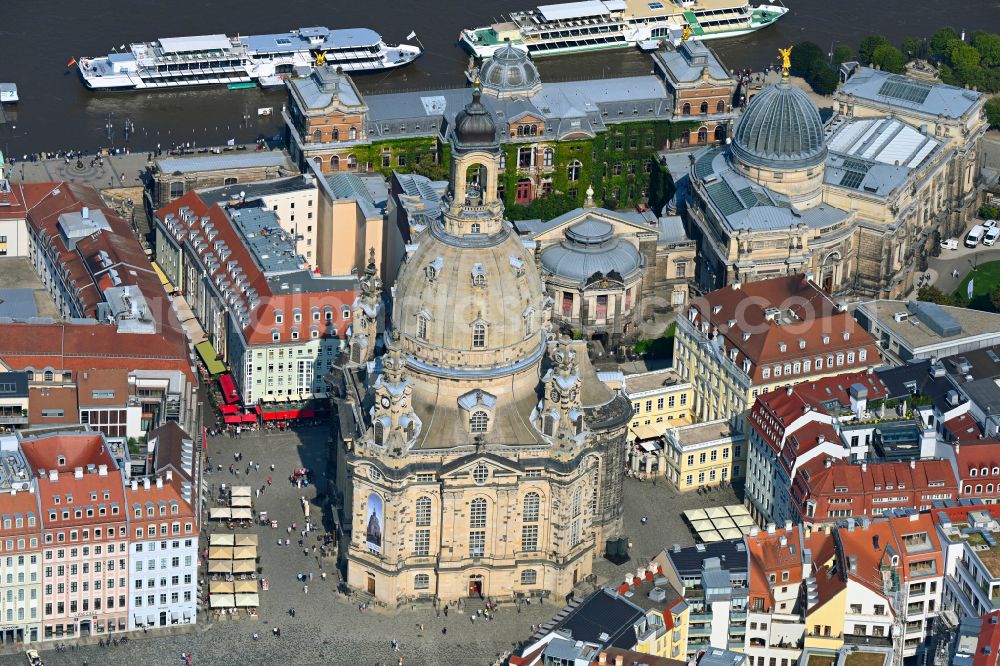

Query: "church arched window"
left=472, top=323, right=486, bottom=349
left=415, top=497, right=431, bottom=527
left=471, top=411, right=489, bottom=433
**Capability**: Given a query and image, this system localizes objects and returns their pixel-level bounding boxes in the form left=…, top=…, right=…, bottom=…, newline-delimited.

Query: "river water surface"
left=0, top=0, right=997, bottom=155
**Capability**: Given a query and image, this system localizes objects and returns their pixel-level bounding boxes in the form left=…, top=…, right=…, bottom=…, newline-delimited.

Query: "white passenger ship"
left=77, top=26, right=421, bottom=91
left=461, top=0, right=787, bottom=58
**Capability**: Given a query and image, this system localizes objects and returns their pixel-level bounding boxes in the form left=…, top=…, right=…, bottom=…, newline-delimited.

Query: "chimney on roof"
left=142, top=478, right=150, bottom=491
left=82, top=206, right=89, bottom=220
left=165, top=470, right=173, bottom=481
left=131, top=480, right=137, bottom=491
left=74, top=467, right=83, bottom=480
left=910, top=460, right=916, bottom=469
left=847, top=517, right=855, bottom=532
left=767, top=522, right=776, bottom=534
left=614, top=656, right=624, bottom=666
left=49, top=470, right=57, bottom=482
left=861, top=462, right=867, bottom=473
left=155, top=476, right=163, bottom=489
left=732, top=280, right=741, bottom=290
left=98, top=464, right=107, bottom=477
left=779, top=535, right=788, bottom=547
left=599, top=653, right=608, bottom=665
left=749, top=527, right=759, bottom=537
left=786, top=386, right=793, bottom=396
left=825, top=458, right=832, bottom=468
left=817, top=434, right=825, bottom=445
left=785, top=520, right=793, bottom=532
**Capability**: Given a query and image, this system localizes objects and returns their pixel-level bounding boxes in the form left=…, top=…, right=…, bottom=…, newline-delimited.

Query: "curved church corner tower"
left=327, top=89, right=631, bottom=606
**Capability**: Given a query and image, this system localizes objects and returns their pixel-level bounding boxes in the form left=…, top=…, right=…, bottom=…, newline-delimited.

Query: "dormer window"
left=822, top=335, right=830, bottom=344
left=417, top=314, right=429, bottom=340
left=293, top=309, right=302, bottom=323
left=274, top=310, right=283, bottom=324
left=713, top=305, right=722, bottom=315
left=272, top=329, right=280, bottom=342
left=798, top=339, right=806, bottom=349
left=291, top=327, right=299, bottom=341
left=743, top=332, right=751, bottom=342
left=779, top=342, right=787, bottom=353
left=843, top=331, right=850, bottom=341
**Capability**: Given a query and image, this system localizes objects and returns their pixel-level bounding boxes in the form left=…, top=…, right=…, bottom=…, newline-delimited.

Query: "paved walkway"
left=928, top=245, right=1000, bottom=294
left=7, top=152, right=152, bottom=189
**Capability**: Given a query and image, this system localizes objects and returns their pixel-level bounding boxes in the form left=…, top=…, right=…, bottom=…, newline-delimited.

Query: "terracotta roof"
left=28, top=385, right=78, bottom=424
left=836, top=513, right=941, bottom=593
left=20, top=433, right=127, bottom=519
left=956, top=441, right=1000, bottom=476
left=77, top=368, right=130, bottom=408
left=0, top=489, right=42, bottom=540
left=19, top=432, right=115, bottom=472
left=975, top=611, right=1000, bottom=666
left=944, top=413, right=984, bottom=441
left=809, top=564, right=845, bottom=611
left=0, top=322, right=192, bottom=379
left=125, top=474, right=196, bottom=527
left=799, top=457, right=957, bottom=497
left=745, top=526, right=804, bottom=608
left=689, top=275, right=880, bottom=383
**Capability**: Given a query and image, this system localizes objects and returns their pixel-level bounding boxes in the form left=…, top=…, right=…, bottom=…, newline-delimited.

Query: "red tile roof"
left=689, top=275, right=880, bottom=384
left=944, top=413, right=984, bottom=442
left=975, top=611, right=1000, bottom=666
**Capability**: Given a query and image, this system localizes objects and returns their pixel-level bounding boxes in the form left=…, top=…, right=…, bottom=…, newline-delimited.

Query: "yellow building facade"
left=663, top=419, right=745, bottom=491
left=624, top=368, right=693, bottom=440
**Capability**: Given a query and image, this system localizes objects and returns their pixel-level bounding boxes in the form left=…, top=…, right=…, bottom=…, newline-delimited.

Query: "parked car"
left=967, top=225, right=986, bottom=247
left=985, top=227, right=1000, bottom=246
left=985, top=219, right=998, bottom=228
left=24, top=649, right=42, bottom=666
left=941, top=238, right=959, bottom=250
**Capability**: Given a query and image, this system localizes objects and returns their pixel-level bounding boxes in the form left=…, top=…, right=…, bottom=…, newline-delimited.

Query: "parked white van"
left=967, top=225, right=986, bottom=247
left=985, top=227, right=1000, bottom=246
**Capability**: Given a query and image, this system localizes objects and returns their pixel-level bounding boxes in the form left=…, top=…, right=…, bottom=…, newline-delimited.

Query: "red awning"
left=223, top=415, right=243, bottom=424
left=261, top=408, right=317, bottom=421
left=241, top=414, right=258, bottom=423
left=219, top=404, right=240, bottom=415
left=218, top=374, right=240, bottom=405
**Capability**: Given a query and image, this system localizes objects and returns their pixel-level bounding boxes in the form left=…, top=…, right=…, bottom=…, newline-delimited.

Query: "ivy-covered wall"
left=498, top=119, right=701, bottom=218
left=357, top=119, right=699, bottom=216
left=352, top=137, right=452, bottom=181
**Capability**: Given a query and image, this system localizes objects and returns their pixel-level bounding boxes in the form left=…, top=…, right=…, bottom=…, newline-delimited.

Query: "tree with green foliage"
left=832, top=44, right=854, bottom=67
left=901, top=37, right=925, bottom=60
left=870, top=44, right=907, bottom=74
left=790, top=41, right=826, bottom=77
left=859, top=35, right=891, bottom=65
left=811, top=66, right=840, bottom=95
left=917, top=285, right=958, bottom=306
left=986, top=97, right=1000, bottom=129
left=972, top=31, right=1000, bottom=67
left=981, top=204, right=1000, bottom=220
left=951, top=42, right=983, bottom=71
left=790, top=41, right=839, bottom=95
left=504, top=193, right=579, bottom=222
left=930, top=28, right=961, bottom=57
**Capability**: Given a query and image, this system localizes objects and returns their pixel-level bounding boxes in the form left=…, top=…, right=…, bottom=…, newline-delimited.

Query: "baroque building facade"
left=284, top=44, right=736, bottom=213
left=326, top=90, right=631, bottom=606
left=685, top=61, right=987, bottom=299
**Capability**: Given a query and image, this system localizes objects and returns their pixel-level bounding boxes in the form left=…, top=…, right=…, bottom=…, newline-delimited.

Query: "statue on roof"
left=779, top=47, right=792, bottom=77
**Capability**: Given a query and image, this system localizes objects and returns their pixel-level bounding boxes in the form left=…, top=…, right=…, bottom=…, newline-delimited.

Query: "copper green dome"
left=732, top=80, right=827, bottom=170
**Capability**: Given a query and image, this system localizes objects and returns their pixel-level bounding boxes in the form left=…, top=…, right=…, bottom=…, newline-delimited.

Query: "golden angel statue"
left=778, top=47, right=792, bottom=74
